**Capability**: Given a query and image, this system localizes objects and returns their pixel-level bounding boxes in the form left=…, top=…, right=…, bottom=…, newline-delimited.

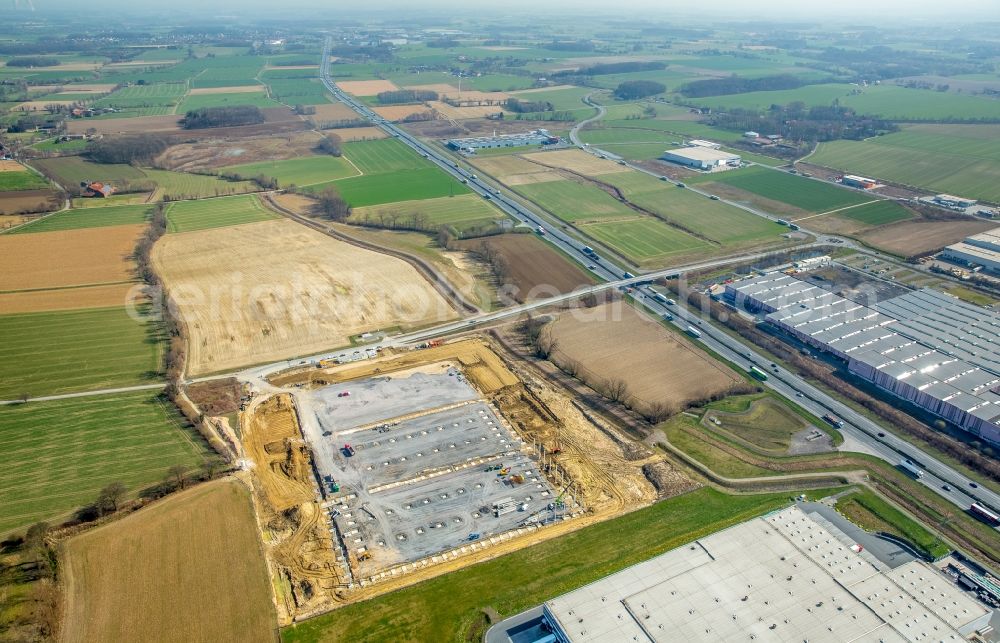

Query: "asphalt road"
left=307, top=40, right=1000, bottom=517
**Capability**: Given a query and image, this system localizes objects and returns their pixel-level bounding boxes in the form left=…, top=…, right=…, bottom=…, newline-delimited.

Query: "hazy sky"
left=12, top=0, right=1000, bottom=21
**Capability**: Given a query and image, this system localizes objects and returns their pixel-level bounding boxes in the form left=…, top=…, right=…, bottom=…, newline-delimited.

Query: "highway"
left=299, top=41, right=1000, bottom=515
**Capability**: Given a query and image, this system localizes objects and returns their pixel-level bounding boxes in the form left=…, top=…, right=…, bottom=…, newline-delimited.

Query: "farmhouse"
left=80, top=181, right=114, bottom=197
left=661, top=147, right=740, bottom=171
left=941, top=226, right=1000, bottom=275
left=542, top=505, right=990, bottom=642
left=445, top=129, right=558, bottom=152
left=728, top=273, right=1000, bottom=446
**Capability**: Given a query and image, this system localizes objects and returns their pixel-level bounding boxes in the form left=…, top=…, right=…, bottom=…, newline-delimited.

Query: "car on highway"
left=877, top=432, right=885, bottom=437
left=970, top=482, right=979, bottom=489
left=587, top=264, right=596, bottom=270
left=942, top=484, right=951, bottom=491
left=709, top=195, right=720, bottom=200
left=659, top=176, right=669, bottom=181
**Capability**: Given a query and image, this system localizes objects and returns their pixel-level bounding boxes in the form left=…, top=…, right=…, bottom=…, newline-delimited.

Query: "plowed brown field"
left=522, top=149, right=632, bottom=176
left=858, top=219, right=998, bottom=257
left=549, top=303, right=741, bottom=410
left=152, top=219, right=456, bottom=376
left=0, top=224, right=142, bottom=291
left=372, top=105, right=433, bottom=121
left=336, top=80, right=399, bottom=96
left=156, top=131, right=324, bottom=172
left=308, top=102, right=360, bottom=122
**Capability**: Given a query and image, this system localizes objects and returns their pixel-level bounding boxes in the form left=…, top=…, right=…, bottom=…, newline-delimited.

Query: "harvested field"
left=428, top=101, right=503, bottom=120
left=270, top=192, right=318, bottom=215
left=65, top=114, right=182, bottom=135
left=372, top=104, right=433, bottom=121
left=0, top=224, right=142, bottom=291
left=404, top=83, right=460, bottom=93
left=437, top=90, right=510, bottom=102
left=14, top=100, right=77, bottom=111
left=329, top=126, right=388, bottom=142
left=155, top=131, right=325, bottom=172
left=0, top=160, right=27, bottom=171
left=522, top=149, right=632, bottom=177
left=454, top=233, right=593, bottom=302
left=308, top=102, right=362, bottom=122
left=336, top=79, right=400, bottom=95
left=188, top=84, right=264, bottom=94
left=0, top=282, right=132, bottom=314
left=470, top=155, right=562, bottom=184
left=152, top=219, right=456, bottom=376
left=858, top=219, right=999, bottom=257
left=510, top=84, right=579, bottom=94
left=549, top=304, right=742, bottom=411
left=0, top=189, right=62, bottom=215
left=61, top=479, right=275, bottom=643
left=503, top=171, right=564, bottom=186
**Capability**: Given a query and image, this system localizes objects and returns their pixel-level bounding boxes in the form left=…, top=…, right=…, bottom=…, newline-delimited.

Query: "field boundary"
left=796, top=198, right=880, bottom=221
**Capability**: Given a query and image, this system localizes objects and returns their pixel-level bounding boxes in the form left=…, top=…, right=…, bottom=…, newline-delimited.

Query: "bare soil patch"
left=373, top=104, right=433, bottom=121
left=155, top=131, right=324, bottom=172
left=60, top=479, right=275, bottom=643
left=0, top=224, right=142, bottom=291
left=152, top=218, right=457, bottom=376
left=66, top=114, right=182, bottom=135
left=336, top=79, right=400, bottom=96
left=187, top=378, right=243, bottom=415
left=270, top=192, right=318, bottom=215
left=30, top=83, right=116, bottom=93
left=308, top=102, right=360, bottom=122
left=0, top=282, right=133, bottom=314
left=330, top=126, right=388, bottom=141
left=858, top=219, right=998, bottom=257
left=0, top=190, right=62, bottom=215
left=454, top=233, right=592, bottom=302
left=14, top=101, right=77, bottom=112
left=549, top=303, right=742, bottom=411
left=510, top=84, right=578, bottom=94
left=0, top=160, right=27, bottom=172
left=428, top=101, right=504, bottom=120
left=522, top=149, right=631, bottom=177
left=188, top=85, right=264, bottom=95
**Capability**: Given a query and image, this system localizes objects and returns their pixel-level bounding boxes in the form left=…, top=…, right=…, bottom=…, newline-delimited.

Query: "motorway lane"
left=305, top=42, right=1000, bottom=515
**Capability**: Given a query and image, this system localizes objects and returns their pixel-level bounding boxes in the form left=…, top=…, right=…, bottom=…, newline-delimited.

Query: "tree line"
left=504, top=98, right=553, bottom=113
left=377, top=89, right=438, bottom=104
left=555, top=61, right=665, bottom=77
left=86, top=134, right=169, bottom=164
left=679, top=74, right=815, bottom=98
left=181, top=105, right=265, bottom=129
left=708, top=102, right=899, bottom=143
left=613, top=80, right=666, bottom=100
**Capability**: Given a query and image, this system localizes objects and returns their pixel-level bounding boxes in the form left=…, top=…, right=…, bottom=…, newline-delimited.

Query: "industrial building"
left=941, top=227, right=1000, bottom=275
left=661, top=147, right=740, bottom=171
left=934, top=194, right=978, bottom=210
left=727, top=273, right=1000, bottom=445
left=542, top=506, right=991, bottom=642
left=841, top=174, right=878, bottom=189
left=445, top=129, right=558, bottom=152
left=685, top=139, right=722, bottom=149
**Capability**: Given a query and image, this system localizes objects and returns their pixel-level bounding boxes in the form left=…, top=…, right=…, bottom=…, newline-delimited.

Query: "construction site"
left=239, top=337, right=677, bottom=623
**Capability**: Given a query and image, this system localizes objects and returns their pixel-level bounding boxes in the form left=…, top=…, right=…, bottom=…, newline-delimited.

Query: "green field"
left=0, top=169, right=50, bottom=192
left=515, top=178, right=635, bottom=223
left=598, top=171, right=788, bottom=245
left=282, top=487, right=823, bottom=643
left=177, top=90, right=280, bottom=113
left=140, top=169, right=256, bottom=199
left=90, top=83, right=187, bottom=117
left=688, top=83, right=1000, bottom=121
left=694, top=166, right=871, bottom=213
left=9, top=204, right=152, bottom=234
left=166, top=194, right=276, bottom=233
left=582, top=217, right=710, bottom=263
left=221, top=155, right=359, bottom=187
left=30, top=157, right=146, bottom=186
left=349, top=193, right=505, bottom=233
left=264, top=76, right=333, bottom=105
left=0, top=307, right=163, bottom=399
left=301, top=139, right=470, bottom=207
left=0, top=391, right=211, bottom=534
left=809, top=124, right=1000, bottom=202
left=509, top=86, right=591, bottom=111
left=835, top=489, right=950, bottom=559
left=832, top=200, right=915, bottom=225
left=310, top=167, right=469, bottom=208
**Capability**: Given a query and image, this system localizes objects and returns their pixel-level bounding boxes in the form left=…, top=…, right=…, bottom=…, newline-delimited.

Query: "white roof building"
left=543, top=506, right=990, bottom=642
left=662, top=147, right=740, bottom=170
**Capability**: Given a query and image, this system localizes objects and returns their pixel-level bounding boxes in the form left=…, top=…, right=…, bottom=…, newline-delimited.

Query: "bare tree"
left=167, top=464, right=188, bottom=490
left=202, top=459, right=222, bottom=481
left=535, top=330, right=559, bottom=359
left=561, top=357, right=581, bottom=378
left=643, top=400, right=675, bottom=424
left=97, top=482, right=127, bottom=515
left=603, top=377, right=630, bottom=403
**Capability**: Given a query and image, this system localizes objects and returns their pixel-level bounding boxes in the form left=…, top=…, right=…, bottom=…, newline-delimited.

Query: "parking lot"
left=298, top=367, right=559, bottom=573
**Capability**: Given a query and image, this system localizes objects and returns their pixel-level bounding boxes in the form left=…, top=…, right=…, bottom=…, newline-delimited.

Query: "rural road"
left=312, top=39, right=1000, bottom=518
left=0, top=383, right=165, bottom=406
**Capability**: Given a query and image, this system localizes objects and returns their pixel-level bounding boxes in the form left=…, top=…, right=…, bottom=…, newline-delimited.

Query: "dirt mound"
left=642, top=462, right=699, bottom=498
left=186, top=378, right=243, bottom=416
left=155, top=131, right=324, bottom=172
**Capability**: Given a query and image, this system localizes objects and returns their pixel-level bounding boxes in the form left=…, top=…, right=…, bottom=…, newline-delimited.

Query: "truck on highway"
left=749, top=366, right=769, bottom=381
left=623, top=271, right=635, bottom=279
left=653, top=293, right=667, bottom=303
left=899, top=459, right=924, bottom=479
left=581, top=246, right=595, bottom=256
left=662, top=312, right=674, bottom=321
left=686, top=326, right=702, bottom=338
left=536, top=226, right=546, bottom=235
left=822, top=413, right=844, bottom=428
left=969, top=502, right=1000, bottom=526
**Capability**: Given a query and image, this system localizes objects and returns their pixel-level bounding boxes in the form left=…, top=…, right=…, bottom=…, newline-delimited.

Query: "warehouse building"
left=727, top=274, right=1000, bottom=445
left=941, top=227, right=1000, bottom=275
left=934, top=194, right=978, bottom=210
left=542, top=506, right=991, bottom=642
left=661, top=147, right=740, bottom=171
left=445, top=129, right=558, bottom=152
